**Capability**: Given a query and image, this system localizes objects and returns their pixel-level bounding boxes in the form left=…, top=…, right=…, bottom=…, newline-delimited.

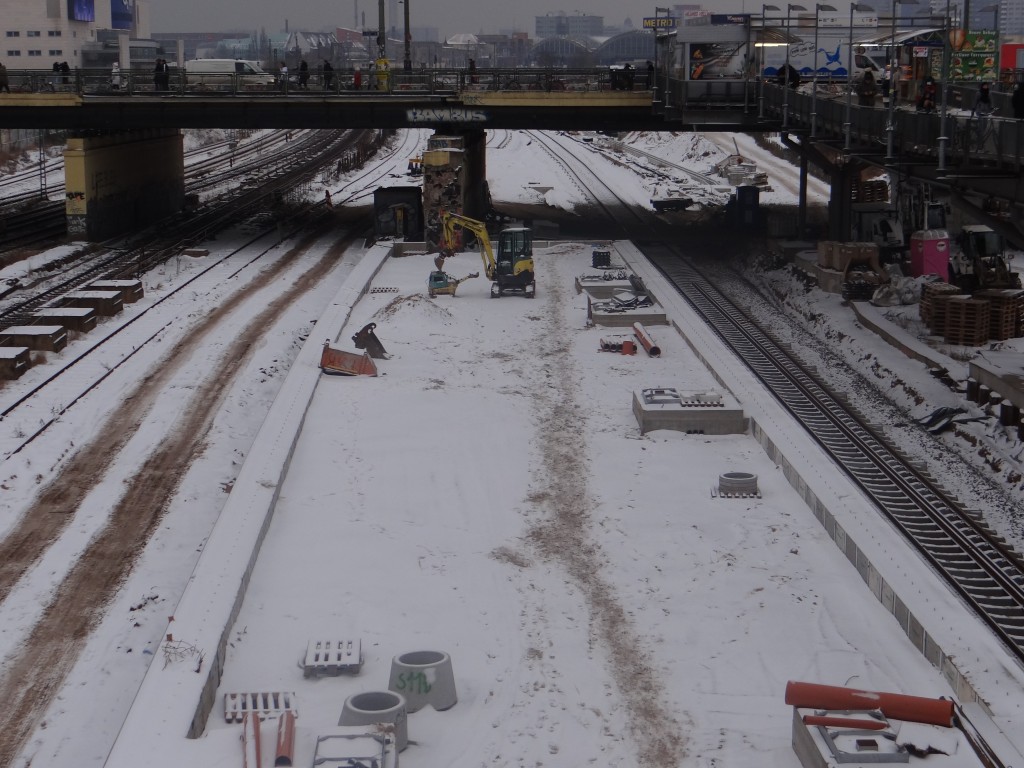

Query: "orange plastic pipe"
left=632, top=323, right=661, bottom=357
left=802, top=714, right=888, bottom=730
left=275, top=710, right=296, bottom=766
left=785, top=681, right=953, bottom=727
left=242, top=711, right=262, bottom=768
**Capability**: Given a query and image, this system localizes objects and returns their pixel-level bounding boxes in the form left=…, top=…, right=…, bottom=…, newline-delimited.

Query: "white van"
left=184, top=59, right=275, bottom=90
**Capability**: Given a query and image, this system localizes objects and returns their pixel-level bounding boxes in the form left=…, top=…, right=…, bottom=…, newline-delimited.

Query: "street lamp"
left=400, top=0, right=411, bottom=72
left=783, top=3, right=807, bottom=128
left=885, top=0, right=918, bottom=161
left=810, top=2, right=837, bottom=137
left=653, top=6, right=670, bottom=103
left=759, top=4, right=781, bottom=118
left=938, top=0, right=952, bottom=171
left=845, top=2, right=874, bottom=149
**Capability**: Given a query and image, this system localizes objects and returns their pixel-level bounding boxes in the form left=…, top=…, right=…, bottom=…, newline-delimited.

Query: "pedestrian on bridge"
left=323, top=60, right=334, bottom=91
left=856, top=70, right=877, bottom=107
left=110, top=62, right=121, bottom=90
left=279, top=61, right=288, bottom=92
left=0, top=62, right=9, bottom=93
left=972, top=82, right=994, bottom=117
left=917, top=76, right=936, bottom=113
left=299, top=59, right=309, bottom=89
left=353, top=67, right=362, bottom=91
left=1013, top=83, right=1024, bottom=120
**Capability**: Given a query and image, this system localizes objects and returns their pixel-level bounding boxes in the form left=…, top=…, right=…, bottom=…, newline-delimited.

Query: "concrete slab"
left=632, top=386, right=747, bottom=435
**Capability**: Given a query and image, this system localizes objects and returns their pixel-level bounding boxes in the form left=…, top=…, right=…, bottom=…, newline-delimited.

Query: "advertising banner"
left=948, top=31, right=998, bottom=81
left=67, top=0, right=95, bottom=22
left=689, top=42, right=747, bottom=79
left=111, top=0, right=133, bottom=30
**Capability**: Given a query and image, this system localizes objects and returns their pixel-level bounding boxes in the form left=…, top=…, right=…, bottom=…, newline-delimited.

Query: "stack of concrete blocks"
left=421, top=135, right=465, bottom=251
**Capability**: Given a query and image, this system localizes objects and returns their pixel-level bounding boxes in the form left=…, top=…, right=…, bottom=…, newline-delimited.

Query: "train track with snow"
left=0, top=128, right=419, bottom=456
left=537, top=136, right=1024, bottom=666
left=640, top=244, right=1024, bottom=665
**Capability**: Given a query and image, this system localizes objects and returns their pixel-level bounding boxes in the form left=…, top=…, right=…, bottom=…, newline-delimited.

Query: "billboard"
left=67, top=0, right=94, bottom=21
left=111, top=0, right=133, bottom=29
left=689, top=42, right=747, bottom=79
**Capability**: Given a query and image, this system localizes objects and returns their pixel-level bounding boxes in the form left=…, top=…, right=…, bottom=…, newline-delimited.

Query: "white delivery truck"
left=184, top=59, right=275, bottom=90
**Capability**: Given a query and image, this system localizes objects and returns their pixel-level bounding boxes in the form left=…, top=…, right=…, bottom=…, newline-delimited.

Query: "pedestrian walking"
left=299, top=59, right=309, bottom=89
left=110, top=61, right=121, bottom=90
left=971, top=81, right=995, bottom=147
left=322, top=60, right=334, bottom=91
left=0, top=61, right=10, bottom=93
left=60, top=60, right=70, bottom=85
left=353, top=66, right=362, bottom=91
left=856, top=69, right=877, bottom=106
left=1013, top=82, right=1024, bottom=120
left=50, top=61, right=61, bottom=91
left=279, top=61, right=288, bottom=92
left=971, top=81, right=994, bottom=117
left=917, top=75, right=936, bottom=112
left=880, top=64, right=891, bottom=102
left=646, top=60, right=654, bottom=89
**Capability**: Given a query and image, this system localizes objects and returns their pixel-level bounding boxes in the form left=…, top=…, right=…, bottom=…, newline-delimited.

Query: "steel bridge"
left=2, top=66, right=1021, bottom=244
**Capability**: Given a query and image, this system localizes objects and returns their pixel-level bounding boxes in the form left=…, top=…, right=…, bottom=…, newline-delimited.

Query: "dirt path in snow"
left=522, top=251, right=687, bottom=766
left=0, top=227, right=354, bottom=766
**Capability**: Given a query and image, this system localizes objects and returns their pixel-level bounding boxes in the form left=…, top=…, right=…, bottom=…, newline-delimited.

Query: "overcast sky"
left=148, top=0, right=743, bottom=39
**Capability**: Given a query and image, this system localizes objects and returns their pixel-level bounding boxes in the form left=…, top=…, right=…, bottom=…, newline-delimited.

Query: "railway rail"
left=533, top=132, right=1024, bottom=668
left=0, top=128, right=418, bottom=458
left=641, top=246, right=1024, bottom=665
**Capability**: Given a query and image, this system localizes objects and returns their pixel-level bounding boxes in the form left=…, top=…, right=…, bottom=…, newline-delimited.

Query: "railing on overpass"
left=759, top=82, right=1024, bottom=171
left=0, top=66, right=657, bottom=98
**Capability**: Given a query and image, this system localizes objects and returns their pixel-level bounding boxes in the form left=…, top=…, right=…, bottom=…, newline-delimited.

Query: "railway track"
left=640, top=245, right=1024, bottom=664
left=0, top=128, right=418, bottom=458
left=534, top=135, right=1024, bottom=668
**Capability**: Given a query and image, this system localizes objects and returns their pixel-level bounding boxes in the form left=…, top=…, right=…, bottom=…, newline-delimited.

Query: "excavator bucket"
left=320, top=341, right=378, bottom=376
left=351, top=323, right=388, bottom=359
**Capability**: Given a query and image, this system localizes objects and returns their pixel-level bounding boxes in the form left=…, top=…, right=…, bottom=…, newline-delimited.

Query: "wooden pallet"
left=224, top=691, right=297, bottom=724
left=303, top=638, right=363, bottom=677
left=974, top=289, right=1024, bottom=340
left=920, top=282, right=961, bottom=329
left=944, top=297, right=990, bottom=346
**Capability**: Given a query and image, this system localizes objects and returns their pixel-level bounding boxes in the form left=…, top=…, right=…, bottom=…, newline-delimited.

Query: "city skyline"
left=146, top=0, right=736, bottom=37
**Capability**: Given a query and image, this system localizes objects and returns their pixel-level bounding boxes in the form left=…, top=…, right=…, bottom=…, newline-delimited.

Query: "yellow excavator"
left=439, top=211, right=535, bottom=298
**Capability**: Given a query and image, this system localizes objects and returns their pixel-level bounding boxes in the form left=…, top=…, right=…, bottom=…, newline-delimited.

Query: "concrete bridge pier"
left=64, top=128, right=184, bottom=240
left=459, top=129, right=487, bottom=220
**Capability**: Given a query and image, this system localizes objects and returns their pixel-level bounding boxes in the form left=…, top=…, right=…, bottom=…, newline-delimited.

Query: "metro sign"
left=643, top=17, right=677, bottom=28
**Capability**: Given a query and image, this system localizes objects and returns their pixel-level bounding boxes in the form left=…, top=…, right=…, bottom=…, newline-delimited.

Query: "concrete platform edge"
left=618, top=242, right=995, bottom=713
left=102, top=243, right=392, bottom=767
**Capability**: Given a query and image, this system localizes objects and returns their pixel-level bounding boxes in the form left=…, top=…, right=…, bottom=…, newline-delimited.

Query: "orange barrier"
left=275, top=710, right=296, bottom=766
left=319, top=342, right=378, bottom=376
left=242, top=711, right=262, bottom=768
left=802, top=714, right=888, bottom=730
left=632, top=322, right=661, bottom=357
left=785, top=681, right=954, bottom=727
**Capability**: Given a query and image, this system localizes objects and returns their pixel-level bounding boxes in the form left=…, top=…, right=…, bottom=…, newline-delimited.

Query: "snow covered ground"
left=1, top=128, right=1023, bottom=768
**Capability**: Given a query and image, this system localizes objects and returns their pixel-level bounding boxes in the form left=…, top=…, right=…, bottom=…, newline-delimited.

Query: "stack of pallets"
left=943, top=296, right=990, bottom=346
left=974, top=289, right=1024, bottom=341
left=920, top=282, right=962, bottom=333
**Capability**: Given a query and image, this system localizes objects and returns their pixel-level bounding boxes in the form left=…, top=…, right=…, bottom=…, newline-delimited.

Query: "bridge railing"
left=0, top=66, right=648, bottom=98
left=760, top=81, right=1023, bottom=171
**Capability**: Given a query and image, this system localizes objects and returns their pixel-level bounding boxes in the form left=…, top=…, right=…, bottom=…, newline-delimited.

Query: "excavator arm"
left=440, top=211, right=497, bottom=281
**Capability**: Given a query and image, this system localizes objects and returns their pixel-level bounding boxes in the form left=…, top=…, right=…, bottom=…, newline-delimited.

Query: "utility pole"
left=377, top=0, right=386, bottom=60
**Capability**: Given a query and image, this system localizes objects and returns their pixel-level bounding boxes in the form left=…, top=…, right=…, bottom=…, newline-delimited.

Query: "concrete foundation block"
left=388, top=650, right=457, bottom=713
left=338, top=691, right=408, bottom=752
